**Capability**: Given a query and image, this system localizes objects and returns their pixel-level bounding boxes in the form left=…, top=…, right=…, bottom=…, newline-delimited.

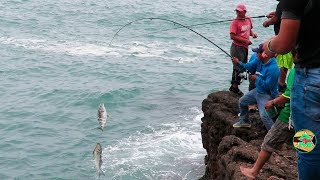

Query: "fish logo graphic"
left=293, top=129, right=317, bottom=153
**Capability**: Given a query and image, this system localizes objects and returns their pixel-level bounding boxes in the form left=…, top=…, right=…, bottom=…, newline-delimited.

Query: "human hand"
left=263, top=21, right=269, bottom=27
left=249, top=74, right=256, bottom=81
left=246, top=40, right=252, bottom=45
left=265, top=100, right=274, bottom=109
left=231, top=57, right=240, bottom=64
left=266, top=11, right=276, bottom=18
left=252, top=33, right=258, bottom=39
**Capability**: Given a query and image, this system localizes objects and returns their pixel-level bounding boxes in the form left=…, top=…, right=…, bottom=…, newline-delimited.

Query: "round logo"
left=293, top=129, right=317, bottom=153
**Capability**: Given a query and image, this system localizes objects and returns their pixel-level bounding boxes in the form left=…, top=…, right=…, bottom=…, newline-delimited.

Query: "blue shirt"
left=240, top=53, right=280, bottom=98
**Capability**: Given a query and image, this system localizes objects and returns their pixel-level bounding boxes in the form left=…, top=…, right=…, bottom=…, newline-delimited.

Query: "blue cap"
left=252, top=43, right=263, bottom=54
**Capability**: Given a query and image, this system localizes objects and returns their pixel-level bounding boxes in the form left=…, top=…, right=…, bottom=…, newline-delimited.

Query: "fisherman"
left=229, top=3, right=257, bottom=95
left=231, top=43, right=279, bottom=130
left=239, top=50, right=297, bottom=179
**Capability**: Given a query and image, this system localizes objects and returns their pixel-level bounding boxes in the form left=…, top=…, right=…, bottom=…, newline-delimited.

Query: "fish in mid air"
left=93, top=143, right=105, bottom=177
left=97, top=103, right=108, bottom=132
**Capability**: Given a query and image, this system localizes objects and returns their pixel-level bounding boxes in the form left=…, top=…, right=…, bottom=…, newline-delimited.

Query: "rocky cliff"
left=200, top=91, right=297, bottom=180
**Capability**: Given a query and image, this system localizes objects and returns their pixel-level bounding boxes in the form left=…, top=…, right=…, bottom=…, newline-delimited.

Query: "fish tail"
left=98, top=126, right=103, bottom=132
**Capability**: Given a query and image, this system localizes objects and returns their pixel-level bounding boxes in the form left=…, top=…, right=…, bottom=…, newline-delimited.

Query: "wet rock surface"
left=200, top=91, right=297, bottom=180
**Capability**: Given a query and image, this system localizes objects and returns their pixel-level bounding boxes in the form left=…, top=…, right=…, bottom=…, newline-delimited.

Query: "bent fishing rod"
left=119, top=15, right=266, bottom=39
left=109, top=17, right=232, bottom=58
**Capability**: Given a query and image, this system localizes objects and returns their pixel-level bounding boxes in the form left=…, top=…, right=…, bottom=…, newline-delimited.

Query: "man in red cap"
left=229, top=3, right=257, bottom=95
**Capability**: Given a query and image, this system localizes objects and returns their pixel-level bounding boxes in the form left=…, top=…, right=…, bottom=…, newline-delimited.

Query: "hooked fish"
left=97, top=103, right=108, bottom=132
left=93, top=143, right=105, bottom=177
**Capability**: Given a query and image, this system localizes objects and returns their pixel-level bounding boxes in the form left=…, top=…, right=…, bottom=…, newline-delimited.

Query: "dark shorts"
left=230, top=43, right=248, bottom=70
left=261, top=120, right=294, bottom=152
left=230, top=44, right=248, bottom=85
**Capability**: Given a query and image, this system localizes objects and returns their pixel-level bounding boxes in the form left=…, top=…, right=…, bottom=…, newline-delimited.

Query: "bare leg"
left=248, top=104, right=258, bottom=113
left=240, top=150, right=272, bottom=179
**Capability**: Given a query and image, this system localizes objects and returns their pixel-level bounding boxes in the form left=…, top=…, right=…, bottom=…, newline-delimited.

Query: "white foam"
left=0, top=35, right=218, bottom=64
left=125, top=41, right=166, bottom=58
left=0, top=36, right=122, bottom=56
left=176, top=44, right=218, bottom=56
left=102, top=106, right=205, bottom=179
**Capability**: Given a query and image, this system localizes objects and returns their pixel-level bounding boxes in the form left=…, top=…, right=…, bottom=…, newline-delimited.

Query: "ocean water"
left=0, top=0, right=276, bottom=179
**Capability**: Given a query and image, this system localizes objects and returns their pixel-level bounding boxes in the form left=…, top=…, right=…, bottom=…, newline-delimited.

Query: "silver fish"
left=97, top=103, right=107, bottom=132
left=93, top=143, right=105, bottom=177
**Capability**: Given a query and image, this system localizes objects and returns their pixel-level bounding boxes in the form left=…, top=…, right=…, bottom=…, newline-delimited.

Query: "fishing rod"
left=118, top=15, right=266, bottom=39
left=110, top=17, right=232, bottom=58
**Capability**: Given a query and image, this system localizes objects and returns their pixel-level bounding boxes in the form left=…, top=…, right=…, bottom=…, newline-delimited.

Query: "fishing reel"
left=237, top=66, right=249, bottom=81
left=239, top=71, right=248, bottom=80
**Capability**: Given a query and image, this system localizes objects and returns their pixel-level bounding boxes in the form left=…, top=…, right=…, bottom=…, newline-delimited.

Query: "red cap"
left=235, top=3, right=247, bottom=12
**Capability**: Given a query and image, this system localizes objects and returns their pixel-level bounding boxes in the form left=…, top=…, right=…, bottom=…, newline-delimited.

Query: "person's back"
left=291, top=0, right=320, bottom=68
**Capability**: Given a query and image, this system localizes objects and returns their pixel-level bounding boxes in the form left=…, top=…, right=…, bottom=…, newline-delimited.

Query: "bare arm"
left=263, top=15, right=278, bottom=27
left=265, top=94, right=290, bottom=109
left=250, top=30, right=257, bottom=38
left=263, top=19, right=300, bottom=56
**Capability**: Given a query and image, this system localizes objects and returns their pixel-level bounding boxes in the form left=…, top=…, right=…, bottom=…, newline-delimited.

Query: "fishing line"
left=110, top=17, right=232, bottom=58
left=119, top=15, right=266, bottom=39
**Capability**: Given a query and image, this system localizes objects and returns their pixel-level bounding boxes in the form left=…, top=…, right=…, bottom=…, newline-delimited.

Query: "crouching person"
left=231, top=43, right=280, bottom=130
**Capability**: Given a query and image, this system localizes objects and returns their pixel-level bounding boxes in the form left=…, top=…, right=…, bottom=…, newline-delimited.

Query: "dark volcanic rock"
left=200, top=91, right=297, bottom=180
